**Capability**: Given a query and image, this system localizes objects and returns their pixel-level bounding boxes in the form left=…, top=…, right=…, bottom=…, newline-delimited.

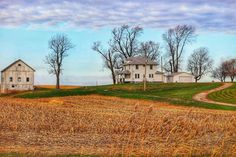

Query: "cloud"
left=0, top=0, right=235, bottom=32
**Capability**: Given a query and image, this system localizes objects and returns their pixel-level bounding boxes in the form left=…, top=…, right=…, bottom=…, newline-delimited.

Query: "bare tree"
left=163, top=25, right=196, bottom=73
left=110, top=25, right=143, bottom=60
left=211, top=63, right=227, bottom=82
left=92, top=42, right=119, bottom=84
left=139, top=41, right=161, bottom=91
left=223, top=59, right=236, bottom=82
left=45, top=34, right=74, bottom=89
left=139, top=41, right=161, bottom=61
left=187, top=47, right=213, bottom=82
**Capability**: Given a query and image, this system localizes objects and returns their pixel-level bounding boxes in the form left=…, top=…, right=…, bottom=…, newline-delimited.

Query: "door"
left=179, top=76, right=192, bottom=82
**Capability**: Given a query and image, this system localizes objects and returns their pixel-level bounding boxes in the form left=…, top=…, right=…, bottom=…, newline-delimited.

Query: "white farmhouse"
left=116, top=56, right=165, bottom=83
left=116, top=56, right=194, bottom=83
left=1, top=59, right=35, bottom=93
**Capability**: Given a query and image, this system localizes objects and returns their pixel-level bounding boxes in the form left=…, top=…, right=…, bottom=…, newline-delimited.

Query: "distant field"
left=0, top=95, right=235, bottom=156
left=208, top=83, right=236, bottom=104
left=16, top=83, right=236, bottom=110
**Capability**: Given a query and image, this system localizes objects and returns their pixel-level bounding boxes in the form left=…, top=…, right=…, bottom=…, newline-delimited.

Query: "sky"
left=0, top=0, right=235, bottom=85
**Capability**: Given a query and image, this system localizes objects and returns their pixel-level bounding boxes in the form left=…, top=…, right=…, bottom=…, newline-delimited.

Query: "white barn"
left=1, top=59, right=35, bottom=93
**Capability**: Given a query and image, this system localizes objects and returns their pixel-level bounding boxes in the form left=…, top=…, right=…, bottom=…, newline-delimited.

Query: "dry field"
left=0, top=95, right=236, bottom=156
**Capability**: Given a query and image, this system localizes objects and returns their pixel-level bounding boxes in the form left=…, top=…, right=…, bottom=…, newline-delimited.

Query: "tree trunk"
left=230, top=76, right=234, bottom=82
left=111, top=71, right=116, bottom=85
left=56, top=74, right=60, bottom=89
left=195, top=78, right=198, bottom=83
left=111, top=67, right=116, bottom=85
left=170, top=62, right=173, bottom=73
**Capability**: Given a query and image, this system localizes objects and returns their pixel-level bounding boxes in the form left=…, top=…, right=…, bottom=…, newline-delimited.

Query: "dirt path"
left=193, top=83, right=236, bottom=107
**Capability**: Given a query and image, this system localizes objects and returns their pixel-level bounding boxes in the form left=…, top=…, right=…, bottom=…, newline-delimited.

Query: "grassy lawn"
left=14, top=82, right=236, bottom=110
left=208, top=83, right=236, bottom=104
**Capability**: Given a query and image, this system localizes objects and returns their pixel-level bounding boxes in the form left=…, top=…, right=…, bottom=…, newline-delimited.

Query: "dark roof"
left=122, top=70, right=131, bottom=74
left=155, top=71, right=164, bottom=74
left=124, top=56, right=157, bottom=65
left=167, top=72, right=193, bottom=76
left=116, top=70, right=131, bottom=75
left=1, top=59, right=35, bottom=72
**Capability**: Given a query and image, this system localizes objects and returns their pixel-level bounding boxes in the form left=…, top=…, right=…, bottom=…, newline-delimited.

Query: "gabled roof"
left=116, top=70, right=131, bottom=75
left=122, top=70, right=131, bottom=74
left=167, top=72, right=193, bottom=77
left=1, top=59, right=35, bottom=72
left=124, top=56, right=158, bottom=65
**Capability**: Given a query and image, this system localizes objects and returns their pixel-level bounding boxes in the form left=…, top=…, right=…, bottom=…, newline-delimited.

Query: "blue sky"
left=0, top=0, right=235, bottom=85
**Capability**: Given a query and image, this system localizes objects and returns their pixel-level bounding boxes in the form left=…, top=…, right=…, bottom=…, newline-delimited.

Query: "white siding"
left=179, top=76, right=193, bottom=82
left=124, top=64, right=163, bottom=82
left=172, top=73, right=194, bottom=83
left=1, top=60, right=34, bottom=93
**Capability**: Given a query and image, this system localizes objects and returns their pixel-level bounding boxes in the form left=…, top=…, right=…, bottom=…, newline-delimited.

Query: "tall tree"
left=92, top=42, right=119, bottom=84
left=163, top=25, right=196, bottom=73
left=45, top=34, right=74, bottom=89
left=139, top=41, right=161, bottom=61
left=92, top=25, right=143, bottom=84
left=211, top=63, right=227, bottom=82
left=110, top=25, right=143, bottom=60
left=187, top=47, right=213, bottom=82
left=223, top=59, right=236, bottom=82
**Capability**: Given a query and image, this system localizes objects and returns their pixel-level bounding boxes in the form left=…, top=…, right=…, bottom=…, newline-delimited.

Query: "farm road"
left=193, top=83, right=236, bottom=107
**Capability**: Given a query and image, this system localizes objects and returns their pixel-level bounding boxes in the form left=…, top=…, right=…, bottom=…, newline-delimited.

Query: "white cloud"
left=0, top=0, right=235, bottom=32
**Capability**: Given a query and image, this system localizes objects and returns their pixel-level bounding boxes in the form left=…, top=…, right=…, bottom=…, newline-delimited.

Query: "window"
left=135, top=65, right=139, bottom=69
left=18, top=64, right=21, bottom=66
left=150, top=65, right=153, bottom=70
left=149, top=74, right=154, bottom=78
left=26, top=77, right=30, bottom=82
left=135, top=74, right=140, bottom=79
left=12, top=85, right=15, bottom=88
left=18, top=77, right=21, bottom=82
left=125, top=74, right=130, bottom=79
left=9, top=77, right=13, bottom=82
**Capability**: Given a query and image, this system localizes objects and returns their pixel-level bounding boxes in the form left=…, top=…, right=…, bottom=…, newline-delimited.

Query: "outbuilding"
left=165, top=72, right=194, bottom=83
left=1, top=59, right=35, bottom=93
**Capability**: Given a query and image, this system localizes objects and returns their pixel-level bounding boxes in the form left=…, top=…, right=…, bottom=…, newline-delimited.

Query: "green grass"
left=13, top=82, right=236, bottom=111
left=208, top=83, right=236, bottom=104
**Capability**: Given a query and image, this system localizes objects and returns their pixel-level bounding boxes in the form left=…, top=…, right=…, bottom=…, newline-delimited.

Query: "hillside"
left=15, top=83, right=236, bottom=110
